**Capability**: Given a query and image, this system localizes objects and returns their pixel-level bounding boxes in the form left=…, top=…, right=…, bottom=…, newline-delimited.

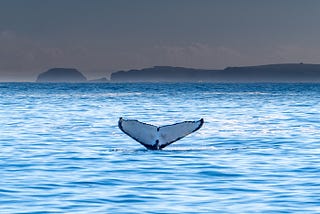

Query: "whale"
left=118, top=117, right=204, bottom=150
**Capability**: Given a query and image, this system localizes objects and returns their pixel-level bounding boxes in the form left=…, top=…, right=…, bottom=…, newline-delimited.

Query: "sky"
left=1, top=0, right=320, bottom=81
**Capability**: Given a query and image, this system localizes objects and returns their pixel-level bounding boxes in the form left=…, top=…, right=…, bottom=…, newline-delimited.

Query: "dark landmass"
left=111, top=63, right=320, bottom=82
left=111, top=66, right=214, bottom=82
left=36, top=68, right=87, bottom=82
left=36, top=63, right=320, bottom=83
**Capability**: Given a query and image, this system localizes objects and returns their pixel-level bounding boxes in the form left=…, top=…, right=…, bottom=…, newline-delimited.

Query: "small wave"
left=104, top=146, right=255, bottom=153
left=202, top=92, right=270, bottom=95
left=102, top=92, right=143, bottom=97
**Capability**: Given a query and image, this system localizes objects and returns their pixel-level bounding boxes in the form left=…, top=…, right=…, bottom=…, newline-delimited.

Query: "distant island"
left=36, top=68, right=87, bottom=82
left=111, top=63, right=320, bottom=82
left=36, top=63, right=320, bottom=83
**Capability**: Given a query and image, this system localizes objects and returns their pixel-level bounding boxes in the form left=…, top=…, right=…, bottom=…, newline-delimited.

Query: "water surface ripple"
left=1, top=83, right=320, bottom=213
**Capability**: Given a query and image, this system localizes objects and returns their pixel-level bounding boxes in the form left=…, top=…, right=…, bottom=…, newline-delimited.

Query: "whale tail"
left=118, top=118, right=204, bottom=150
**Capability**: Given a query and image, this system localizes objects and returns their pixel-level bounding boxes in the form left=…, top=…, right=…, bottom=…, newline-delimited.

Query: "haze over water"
left=1, top=83, right=320, bottom=213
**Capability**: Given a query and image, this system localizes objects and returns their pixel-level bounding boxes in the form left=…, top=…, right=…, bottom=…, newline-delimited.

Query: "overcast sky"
left=1, top=0, right=320, bottom=81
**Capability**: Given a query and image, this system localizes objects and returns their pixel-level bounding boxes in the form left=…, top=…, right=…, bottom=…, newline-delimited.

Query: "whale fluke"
left=118, top=118, right=204, bottom=150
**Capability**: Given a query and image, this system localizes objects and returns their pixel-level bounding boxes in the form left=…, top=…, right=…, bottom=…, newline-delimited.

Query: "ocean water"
left=1, top=83, right=320, bottom=213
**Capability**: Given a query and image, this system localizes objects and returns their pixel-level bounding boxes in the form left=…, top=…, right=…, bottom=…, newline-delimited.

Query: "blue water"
left=1, top=83, right=320, bottom=213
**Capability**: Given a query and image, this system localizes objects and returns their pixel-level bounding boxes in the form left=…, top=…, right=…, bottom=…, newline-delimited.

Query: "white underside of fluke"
left=118, top=118, right=204, bottom=150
